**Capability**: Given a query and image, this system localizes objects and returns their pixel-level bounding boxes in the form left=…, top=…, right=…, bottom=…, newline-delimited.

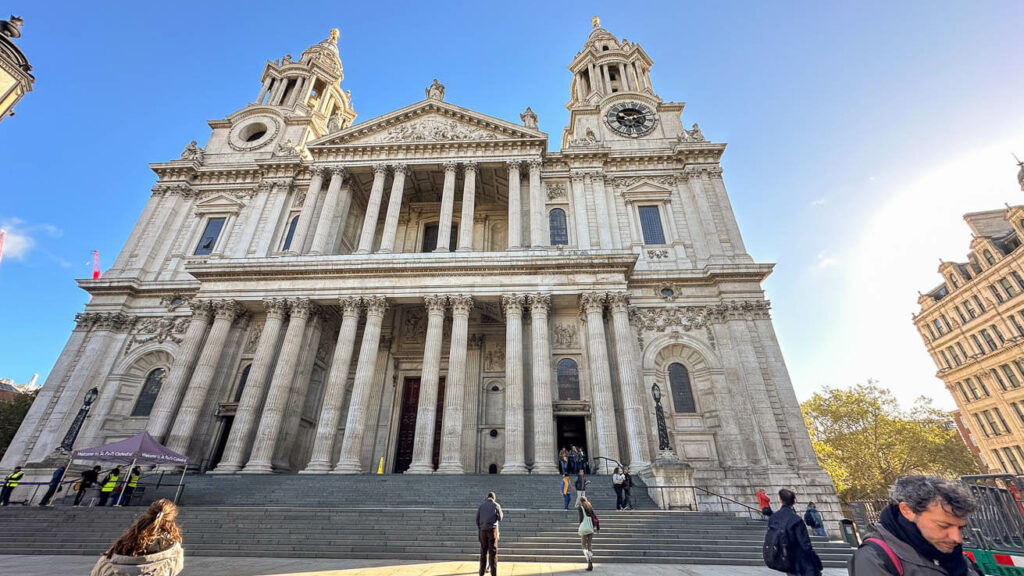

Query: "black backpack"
left=763, top=524, right=796, bottom=572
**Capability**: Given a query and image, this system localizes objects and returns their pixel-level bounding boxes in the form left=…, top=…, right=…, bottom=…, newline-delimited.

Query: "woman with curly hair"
left=91, top=498, right=184, bottom=576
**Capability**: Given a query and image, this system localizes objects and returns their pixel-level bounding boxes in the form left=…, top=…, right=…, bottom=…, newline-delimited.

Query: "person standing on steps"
left=612, top=467, right=626, bottom=510
left=39, top=464, right=66, bottom=507
left=75, top=466, right=101, bottom=506
left=91, top=498, right=184, bottom=576
left=559, top=448, right=569, bottom=476
left=577, top=495, right=600, bottom=571
left=765, top=488, right=823, bottom=576
left=574, top=469, right=590, bottom=508
left=561, top=473, right=572, bottom=510
left=97, top=466, right=122, bottom=507
left=569, top=445, right=580, bottom=474
left=622, top=466, right=634, bottom=510
left=120, top=466, right=142, bottom=506
left=476, top=492, right=503, bottom=576
left=1, top=466, right=24, bottom=505
left=757, top=487, right=773, bottom=517
left=804, top=502, right=826, bottom=538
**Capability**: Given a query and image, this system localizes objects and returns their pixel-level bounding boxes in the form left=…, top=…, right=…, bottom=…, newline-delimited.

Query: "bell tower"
left=568, top=16, right=657, bottom=105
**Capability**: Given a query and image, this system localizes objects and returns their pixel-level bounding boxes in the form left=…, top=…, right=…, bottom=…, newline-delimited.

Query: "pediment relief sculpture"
left=373, top=116, right=500, bottom=144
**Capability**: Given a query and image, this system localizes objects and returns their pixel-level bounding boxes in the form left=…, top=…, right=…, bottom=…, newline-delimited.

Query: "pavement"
left=0, top=555, right=850, bottom=575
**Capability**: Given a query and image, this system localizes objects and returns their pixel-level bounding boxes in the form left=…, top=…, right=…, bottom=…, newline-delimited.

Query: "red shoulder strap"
left=865, top=537, right=903, bottom=576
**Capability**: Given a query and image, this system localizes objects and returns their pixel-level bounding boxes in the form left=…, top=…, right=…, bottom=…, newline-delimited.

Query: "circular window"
left=490, top=385, right=500, bottom=392
left=661, top=287, right=675, bottom=298
left=240, top=122, right=268, bottom=143
left=489, top=429, right=499, bottom=438
left=228, top=115, right=281, bottom=151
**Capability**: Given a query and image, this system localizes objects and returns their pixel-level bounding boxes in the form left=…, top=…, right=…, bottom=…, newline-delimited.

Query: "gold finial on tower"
left=329, top=28, right=339, bottom=43
left=591, top=16, right=600, bottom=29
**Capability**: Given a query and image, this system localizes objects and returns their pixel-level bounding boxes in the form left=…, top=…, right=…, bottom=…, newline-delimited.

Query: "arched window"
left=281, top=215, right=300, bottom=251
left=549, top=209, right=568, bottom=245
left=132, top=368, right=166, bottom=417
left=233, top=364, right=252, bottom=403
left=667, top=363, right=696, bottom=413
left=984, top=250, right=996, bottom=266
left=557, top=358, right=580, bottom=400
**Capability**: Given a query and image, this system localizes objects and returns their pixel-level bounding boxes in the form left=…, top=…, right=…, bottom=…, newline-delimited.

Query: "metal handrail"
left=643, top=484, right=765, bottom=518
left=591, top=456, right=622, bottom=475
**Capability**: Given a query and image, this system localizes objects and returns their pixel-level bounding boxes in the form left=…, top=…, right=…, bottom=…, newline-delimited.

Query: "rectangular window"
left=967, top=379, right=982, bottom=400
left=992, top=325, right=1006, bottom=343
left=992, top=449, right=1008, bottom=472
left=1013, top=271, right=1024, bottom=292
left=995, top=408, right=1012, bottom=434
left=955, top=306, right=968, bottom=324
left=977, top=376, right=990, bottom=397
left=934, top=319, right=945, bottom=335
left=939, top=350, right=951, bottom=369
left=956, top=342, right=969, bottom=359
left=1002, top=364, right=1021, bottom=388
left=975, top=295, right=987, bottom=313
left=970, top=334, right=985, bottom=355
left=976, top=414, right=991, bottom=437
left=1001, top=278, right=1019, bottom=298
left=981, top=330, right=998, bottom=352
left=1003, top=448, right=1023, bottom=474
left=1015, top=360, right=1024, bottom=386
left=991, top=285, right=1006, bottom=303
left=948, top=346, right=962, bottom=366
left=637, top=205, right=666, bottom=245
left=1015, top=446, right=1024, bottom=469
left=193, top=217, right=226, bottom=256
left=984, top=410, right=1002, bottom=435
left=964, top=299, right=978, bottom=318
left=957, top=382, right=970, bottom=402
left=1013, top=402, right=1024, bottom=427
left=991, top=368, right=1008, bottom=391
left=926, top=324, right=937, bottom=340
left=1012, top=316, right=1024, bottom=338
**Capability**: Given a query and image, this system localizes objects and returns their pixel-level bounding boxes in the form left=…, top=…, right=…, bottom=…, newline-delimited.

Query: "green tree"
left=801, top=381, right=977, bottom=502
left=0, top=391, right=37, bottom=461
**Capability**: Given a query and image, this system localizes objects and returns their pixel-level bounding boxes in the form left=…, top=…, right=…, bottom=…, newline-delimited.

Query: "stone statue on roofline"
left=520, top=107, right=538, bottom=129
left=180, top=140, right=204, bottom=163
left=426, top=78, right=445, bottom=101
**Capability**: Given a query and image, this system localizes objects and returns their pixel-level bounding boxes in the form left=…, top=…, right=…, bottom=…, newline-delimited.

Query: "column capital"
left=212, top=299, right=244, bottom=321
left=579, top=291, right=606, bottom=314
left=501, top=294, right=526, bottom=315
left=607, top=291, right=631, bottom=312
left=339, top=296, right=362, bottom=316
left=309, top=165, right=327, bottom=178
left=527, top=293, right=551, bottom=313
left=526, top=158, right=543, bottom=171
left=390, top=163, right=409, bottom=176
left=262, top=297, right=290, bottom=319
left=364, top=295, right=389, bottom=316
left=372, top=163, right=389, bottom=176
left=329, top=165, right=348, bottom=178
left=443, top=160, right=459, bottom=173
left=449, top=294, right=474, bottom=315
left=424, top=295, right=448, bottom=314
left=506, top=159, right=522, bottom=172
left=189, top=299, right=215, bottom=323
left=462, top=161, right=478, bottom=173
left=570, top=169, right=587, bottom=182
left=288, top=297, right=313, bottom=319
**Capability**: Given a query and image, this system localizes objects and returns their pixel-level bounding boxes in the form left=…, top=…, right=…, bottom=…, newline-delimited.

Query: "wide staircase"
left=0, top=474, right=855, bottom=566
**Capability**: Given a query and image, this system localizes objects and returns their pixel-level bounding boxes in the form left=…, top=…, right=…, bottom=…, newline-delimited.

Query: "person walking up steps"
left=476, top=492, right=503, bottom=576
left=574, top=469, right=590, bottom=508
left=764, top=488, right=823, bottom=576
left=561, top=473, right=572, bottom=510
left=91, top=498, right=184, bottom=576
left=39, top=464, right=65, bottom=507
left=577, top=495, right=600, bottom=571
left=757, top=487, right=773, bottom=517
left=804, top=502, right=826, bottom=538
left=75, top=466, right=101, bottom=506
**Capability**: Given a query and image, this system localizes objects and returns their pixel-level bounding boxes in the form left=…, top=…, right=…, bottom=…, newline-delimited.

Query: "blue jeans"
left=563, top=493, right=571, bottom=509
left=813, top=526, right=827, bottom=538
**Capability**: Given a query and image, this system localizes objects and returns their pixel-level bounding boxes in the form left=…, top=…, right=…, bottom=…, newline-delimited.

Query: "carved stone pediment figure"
left=425, top=78, right=445, bottom=101
left=375, top=116, right=500, bottom=144
left=180, top=140, right=205, bottom=163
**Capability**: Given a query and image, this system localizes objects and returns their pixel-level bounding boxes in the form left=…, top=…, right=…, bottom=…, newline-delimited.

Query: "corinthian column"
left=333, top=296, right=389, bottom=473
left=165, top=299, right=243, bottom=456
left=146, top=300, right=213, bottom=442
left=356, top=164, right=389, bottom=253
left=309, top=166, right=347, bottom=254
left=242, top=298, right=314, bottom=473
left=435, top=161, right=459, bottom=252
left=378, top=164, right=408, bottom=253
left=608, top=292, right=650, bottom=471
left=458, top=162, right=477, bottom=251
left=302, top=297, right=363, bottom=473
left=580, top=292, right=620, bottom=463
left=212, top=298, right=289, bottom=473
left=501, top=294, right=528, bottom=473
left=437, top=295, right=473, bottom=473
left=407, top=295, right=448, bottom=473
left=507, top=161, right=522, bottom=250
left=527, top=159, right=545, bottom=248
left=528, top=294, right=557, bottom=473
left=289, top=167, right=325, bottom=254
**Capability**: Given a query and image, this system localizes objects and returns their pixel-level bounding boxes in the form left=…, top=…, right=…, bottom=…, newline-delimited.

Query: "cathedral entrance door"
left=555, top=416, right=588, bottom=466
left=393, top=377, right=446, bottom=473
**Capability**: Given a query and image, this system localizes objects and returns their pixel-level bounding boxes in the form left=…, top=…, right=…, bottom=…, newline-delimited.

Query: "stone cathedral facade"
left=3, top=21, right=838, bottom=515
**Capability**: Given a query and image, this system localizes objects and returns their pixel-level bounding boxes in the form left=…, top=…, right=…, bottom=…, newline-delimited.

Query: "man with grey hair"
left=848, top=475, right=983, bottom=575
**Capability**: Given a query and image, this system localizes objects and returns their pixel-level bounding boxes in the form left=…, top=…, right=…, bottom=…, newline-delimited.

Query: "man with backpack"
left=804, top=502, right=827, bottom=538
left=848, top=475, right=983, bottom=576
left=764, top=488, right=823, bottom=576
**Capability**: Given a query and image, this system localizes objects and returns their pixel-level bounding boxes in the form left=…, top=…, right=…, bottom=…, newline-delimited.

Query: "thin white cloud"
left=810, top=197, right=827, bottom=206
left=817, top=251, right=838, bottom=268
left=0, top=217, right=63, bottom=262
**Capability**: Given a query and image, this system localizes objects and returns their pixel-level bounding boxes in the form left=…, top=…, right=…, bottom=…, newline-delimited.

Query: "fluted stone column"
left=570, top=171, right=591, bottom=249
left=212, top=298, right=289, bottom=473
left=165, top=300, right=243, bottom=455
left=333, top=296, right=389, bottom=473
left=289, top=167, right=325, bottom=254
left=436, top=161, right=459, bottom=252
left=302, top=297, right=363, bottom=473
left=507, top=161, right=522, bottom=250
left=527, top=159, right=545, bottom=248
left=608, top=292, right=650, bottom=471
left=146, top=301, right=213, bottom=442
left=501, top=294, right=528, bottom=473
left=528, top=293, right=557, bottom=473
left=378, top=164, right=408, bottom=253
left=437, top=295, right=473, bottom=473
left=242, top=298, right=314, bottom=473
left=458, top=162, right=477, bottom=251
left=309, top=166, right=346, bottom=254
left=580, top=292, right=620, bottom=463
left=356, top=164, right=389, bottom=253
left=407, top=295, right=448, bottom=473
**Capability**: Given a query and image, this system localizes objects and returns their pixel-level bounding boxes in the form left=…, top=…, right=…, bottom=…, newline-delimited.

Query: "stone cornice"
left=76, top=278, right=202, bottom=297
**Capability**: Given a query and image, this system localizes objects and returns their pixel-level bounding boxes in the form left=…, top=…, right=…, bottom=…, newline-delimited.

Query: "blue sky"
left=2, top=1, right=1023, bottom=409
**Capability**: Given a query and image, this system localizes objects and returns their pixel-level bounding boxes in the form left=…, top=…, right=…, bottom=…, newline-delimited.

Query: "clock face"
left=606, top=102, right=657, bottom=137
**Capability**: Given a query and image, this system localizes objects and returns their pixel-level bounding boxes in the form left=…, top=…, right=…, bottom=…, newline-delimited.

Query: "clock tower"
left=561, top=17, right=689, bottom=149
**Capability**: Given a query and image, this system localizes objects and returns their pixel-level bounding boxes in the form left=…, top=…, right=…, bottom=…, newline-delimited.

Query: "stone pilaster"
left=407, top=295, right=448, bottom=473
left=507, top=161, right=522, bottom=250
left=683, top=167, right=726, bottom=263
left=436, top=161, right=458, bottom=252
left=309, top=166, right=347, bottom=254
left=458, top=162, right=477, bottom=251
left=590, top=172, right=614, bottom=249
left=580, top=292, right=620, bottom=464
left=165, top=299, right=243, bottom=456
left=302, top=297, right=363, bottom=473
left=146, top=300, right=213, bottom=443
left=333, top=296, right=389, bottom=473
left=608, top=292, right=651, bottom=471
left=438, top=295, right=473, bottom=473
left=289, top=167, right=325, bottom=254
left=356, top=164, right=388, bottom=253
left=501, top=294, right=528, bottom=473
left=570, top=171, right=591, bottom=249
left=527, top=158, right=545, bottom=248
left=242, top=298, right=314, bottom=473
left=212, top=298, right=289, bottom=473
left=527, top=293, right=557, bottom=473
left=378, top=164, right=408, bottom=253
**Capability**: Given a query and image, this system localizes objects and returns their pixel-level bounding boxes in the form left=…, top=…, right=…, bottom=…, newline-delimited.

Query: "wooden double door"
left=393, top=377, right=445, bottom=473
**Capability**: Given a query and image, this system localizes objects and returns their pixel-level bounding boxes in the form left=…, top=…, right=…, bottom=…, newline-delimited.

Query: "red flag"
left=92, top=250, right=100, bottom=279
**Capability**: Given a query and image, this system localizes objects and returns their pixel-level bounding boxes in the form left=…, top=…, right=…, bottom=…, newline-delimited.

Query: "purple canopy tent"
left=59, top=432, right=188, bottom=506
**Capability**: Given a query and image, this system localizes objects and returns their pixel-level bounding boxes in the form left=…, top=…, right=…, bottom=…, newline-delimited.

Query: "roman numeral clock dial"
left=606, top=102, right=657, bottom=137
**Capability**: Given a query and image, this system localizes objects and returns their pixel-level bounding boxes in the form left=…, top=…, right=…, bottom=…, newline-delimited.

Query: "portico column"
left=435, top=161, right=459, bottom=252
left=527, top=293, right=557, bottom=473
left=457, top=162, right=477, bottom=251
left=570, top=171, right=591, bottom=249
left=607, top=292, right=651, bottom=471
left=407, top=296, right=448, bottom=473
left=356, top=164, right=389, bottom=253
left=378, top=163, right=408, bottom=253
left=501, top=294, right=528, bottom=473
left=309, top=166, right=346, bottom=254
left=212, top=298, right=289, bottom=473
left=242, top=298, right=314, bottom=473
left=165, top=299, right=243, bottom=456
left=302, top=297, right=362, bottom=473
left=437, top=295, right=473, bottom=473
left=333, top=296, right=389, bottom=473
left=527, top=159, right=545, bottom=247
left=507, top=161, right=522, bottom=250
left=289, top=167, right=325, bottom=254
left=145, top=300, right=213, bottom=443
left=580, top=292, right=620, bottom=464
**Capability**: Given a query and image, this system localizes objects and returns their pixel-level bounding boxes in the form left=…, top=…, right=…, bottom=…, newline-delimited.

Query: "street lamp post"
left=60, top=387, right=99, bottom=452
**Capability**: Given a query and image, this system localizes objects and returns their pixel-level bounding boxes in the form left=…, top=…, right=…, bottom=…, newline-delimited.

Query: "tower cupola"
left=567, top=16, right=656, bottom=106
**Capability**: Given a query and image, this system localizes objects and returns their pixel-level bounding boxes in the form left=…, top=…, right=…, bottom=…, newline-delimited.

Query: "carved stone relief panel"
left=484, top=343, right=505, bottom=372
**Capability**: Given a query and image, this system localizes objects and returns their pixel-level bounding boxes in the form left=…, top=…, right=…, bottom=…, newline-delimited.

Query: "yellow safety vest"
left=128, top=473, right=140, bottom=488
left=101, top=473, right=119, bottom=493
left=4, top=471, right=23, bottom=488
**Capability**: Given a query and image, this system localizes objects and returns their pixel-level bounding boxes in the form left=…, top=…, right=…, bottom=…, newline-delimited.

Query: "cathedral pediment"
left=193, top=193, right=246, bottom=215
left=308, top=100, right=545, bottom=147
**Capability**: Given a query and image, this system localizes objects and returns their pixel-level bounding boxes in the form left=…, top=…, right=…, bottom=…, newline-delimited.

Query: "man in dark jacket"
left=38, top=465, right=66, bottom=507
left=848, top=475, right=983, bottom=576
left=476, top=492, right=503, bottom=576
left=767, top=488, right=822, bottom=576
left=74, top=466, right=101, bottom=506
